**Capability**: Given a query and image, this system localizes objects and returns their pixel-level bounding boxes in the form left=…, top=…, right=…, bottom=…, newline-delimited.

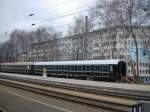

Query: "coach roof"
left=1, top=62, right=34, bottom=65
left=34, top=59, right=124, bottom=66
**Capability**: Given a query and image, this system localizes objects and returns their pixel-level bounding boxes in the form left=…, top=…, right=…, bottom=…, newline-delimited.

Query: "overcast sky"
left=0, top=0, right=97, bottom=42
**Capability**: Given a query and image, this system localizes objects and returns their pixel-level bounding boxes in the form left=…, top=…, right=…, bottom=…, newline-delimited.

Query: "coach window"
left=63, top=66, right=65, bottom=70
left=48, top=66, right=50, bottom=70
left=40, top=66, right=42, bottom=69
left=61, top=66, right=64, bottom=70
left=58, top=66, right=60, bottom=70
left=61, top=66, right=63, bottom=70
left=68, top=66, right=70, bottom=71
left=16, top=65, right=19, bottom=69
left=73, top=66, right=76, bottom=71
left=86, top=65, right=90, bottom=71
left=24, top=66, right=26, bottom=70
left=47, top=66, right=49, bottom=70
left=51, top=66, right=53, bottom=70
left=54, top=66, right=56, bottom=70
left=100, top=65, right=102, bottom=71
left=55, top=66, right=58, bottom=70
left=49, top=66, right=52, bottom=70
left=75, top=66, right=77, bottom=71
left=103, top=66, right=107, bottom=71
left=35, top=66, right=37, bottom=69
left=78, top=66, right=82, bottom=71
left=83, top=65, right=85, bottom=71
left=55, top=66, right=57, bottom=70
left=94, top=66, right=97, bottom=71
left=71, top=66, right=74, bottom=70
left=21, top=65, right=23, bottom=70
left=94, top=65, right=99, bottom=71
left=24, top=65, right=26, bottom=70
left=67, top=66, right=69, bottom=70
left=23, top=66, right=26, bottom=70
left=110, top=65, right=113, bottom=72
left=43, top=66, right=46, bottom=69
left=58, top=66, right=61, bottom=70
left=23, top=65, right=25, bottom=69
left=66, top=66, right=68, bottom=70
left=64, top=66, right=67, bottom=70
left=68, top=66, right=70, bottom=70
left=91, top=65, right=94, bottom=71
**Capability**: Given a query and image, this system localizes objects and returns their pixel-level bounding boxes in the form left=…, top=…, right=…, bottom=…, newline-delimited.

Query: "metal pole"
left=83, top=16, right=88, bottom=60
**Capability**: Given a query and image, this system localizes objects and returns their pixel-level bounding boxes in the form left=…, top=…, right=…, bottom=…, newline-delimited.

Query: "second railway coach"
left=0, top=62, right=34, bottom=75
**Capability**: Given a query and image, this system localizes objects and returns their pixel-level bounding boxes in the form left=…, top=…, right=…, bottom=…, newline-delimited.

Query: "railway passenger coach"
left=33, top=60, right=126, bottom=81
left=0, top=62, right=34, bottom=75
left=0, top=59, right=126, bottom=82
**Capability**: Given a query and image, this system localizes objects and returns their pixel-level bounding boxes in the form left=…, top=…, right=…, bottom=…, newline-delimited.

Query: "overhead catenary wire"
left=30, top=0, right=96, bottom=24
left=1, top=1, right=99, bottom=39
left=1, top=0, right=97, bottom=30
left=37, top=16, right=100, bottom=30
left=29, top=0, right=94, bottom=17
left=29, top=0, right=77, bottom=16
left=1, top=6, right=100, bottom=33
left=32, top=7, right=99, bottom=25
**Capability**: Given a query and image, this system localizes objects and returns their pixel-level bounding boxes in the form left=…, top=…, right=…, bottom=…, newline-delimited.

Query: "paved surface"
left=0, top=72, right=150, bottom=92
left=0, top=84, right=111, bottom=112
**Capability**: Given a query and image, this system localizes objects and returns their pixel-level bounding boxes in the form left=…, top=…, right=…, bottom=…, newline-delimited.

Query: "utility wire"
left=2, top=1, right=95, bottom=30
left=29, top=0, right=77, bottom=16
left=32, top=7, right=99, bottom=25
left=36, top=15, right=100, bottom=33
left=30, top=0, right=95, bottom=22
left=1, top=6, right=99, bottom=32
left=1, top=2, right=98, bottom=34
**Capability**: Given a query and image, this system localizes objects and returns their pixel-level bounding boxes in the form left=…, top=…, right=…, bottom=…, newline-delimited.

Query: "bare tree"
left=9, top=30, right=30, bottom=62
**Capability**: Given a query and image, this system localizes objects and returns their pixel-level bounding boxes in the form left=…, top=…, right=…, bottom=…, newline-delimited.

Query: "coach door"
left=118, top=61, right=126, bottom=77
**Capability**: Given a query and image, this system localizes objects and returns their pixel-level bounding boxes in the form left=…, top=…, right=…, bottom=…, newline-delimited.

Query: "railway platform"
left=0, top=72, right=150, bottom=92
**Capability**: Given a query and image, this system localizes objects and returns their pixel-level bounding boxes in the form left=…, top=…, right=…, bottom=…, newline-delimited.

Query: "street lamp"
left=31, top=23, right=36, bottom=26
left=29, top=13, right=35, bottom=16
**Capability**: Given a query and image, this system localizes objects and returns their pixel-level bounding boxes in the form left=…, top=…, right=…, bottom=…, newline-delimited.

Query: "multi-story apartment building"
left=18, top=26, right=150, bottom=82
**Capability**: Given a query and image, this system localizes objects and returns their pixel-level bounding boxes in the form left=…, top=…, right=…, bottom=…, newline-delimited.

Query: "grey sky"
left=0, top=0, right=96, bottom=42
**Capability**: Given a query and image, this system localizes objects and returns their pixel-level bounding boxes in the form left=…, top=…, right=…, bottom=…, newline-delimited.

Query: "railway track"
left=0, top=75, right=143, bottom=112
left=0, top=74, right=150, bottom=101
